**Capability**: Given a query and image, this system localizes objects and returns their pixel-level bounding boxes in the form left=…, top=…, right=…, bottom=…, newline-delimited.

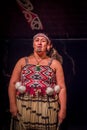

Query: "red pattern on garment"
left=20, top=64, right=56, bottom=96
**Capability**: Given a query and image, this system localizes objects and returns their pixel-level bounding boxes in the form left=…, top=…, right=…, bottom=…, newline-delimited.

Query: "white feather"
left=15, top=82, right=22, bottom=89
left=18, top=85, right=26, bottom=93
left=46, top=87, right=54, bottom=95
left=54, top=85, right=60, bottom=93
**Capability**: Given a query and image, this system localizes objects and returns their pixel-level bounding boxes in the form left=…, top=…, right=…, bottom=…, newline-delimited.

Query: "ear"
left=47, top=43, right=52, bottom=51
left=47, top=44, right=50, bottom=51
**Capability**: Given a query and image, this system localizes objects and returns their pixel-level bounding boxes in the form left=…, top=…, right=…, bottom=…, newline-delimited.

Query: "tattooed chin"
left=36, top=48, right=42, bottom=52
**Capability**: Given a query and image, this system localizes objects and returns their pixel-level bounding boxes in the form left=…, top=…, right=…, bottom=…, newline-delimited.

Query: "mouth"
left=37, top=46, right=42, bottom=52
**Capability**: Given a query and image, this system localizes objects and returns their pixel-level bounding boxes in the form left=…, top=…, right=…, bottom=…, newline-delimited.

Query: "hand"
left=58, top=109, right=66, bottom=124
left=10, top=104, right=18, bottom=117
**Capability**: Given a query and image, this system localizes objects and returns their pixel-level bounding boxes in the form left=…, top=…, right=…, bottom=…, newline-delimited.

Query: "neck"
left=34, top=52, right=47, bottom=59
left=33, top=52, right=47, bottom=71
left=33, top=52, right=47, bottom=67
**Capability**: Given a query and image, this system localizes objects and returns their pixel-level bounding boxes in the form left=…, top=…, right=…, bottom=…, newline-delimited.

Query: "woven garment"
left=10, top=61, right=60, bottom=130
left=10, top=94, right=59, bottom=130
left=21, top=64, right=56, bottom=95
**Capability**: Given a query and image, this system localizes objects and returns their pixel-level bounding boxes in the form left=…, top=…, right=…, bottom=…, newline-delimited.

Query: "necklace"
left=33, top=55, right=46, bottom=71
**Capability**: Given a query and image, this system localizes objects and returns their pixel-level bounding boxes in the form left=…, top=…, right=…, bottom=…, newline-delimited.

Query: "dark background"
left=1, top=0, right=87, bottom=38
left=0, top=0, right=87, bottom=130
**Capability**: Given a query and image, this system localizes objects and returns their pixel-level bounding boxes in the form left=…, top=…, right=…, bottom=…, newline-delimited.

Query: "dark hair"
left=47, top=47, right=63, bottom=64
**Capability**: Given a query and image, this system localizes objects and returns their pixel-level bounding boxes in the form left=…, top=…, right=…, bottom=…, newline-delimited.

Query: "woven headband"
left=33, top=33, right=50, bottom=43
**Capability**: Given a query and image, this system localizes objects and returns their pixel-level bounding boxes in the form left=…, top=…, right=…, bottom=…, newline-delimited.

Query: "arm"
left=8, top=58, right=23, bottom=117
left=54, top=60, right=67, bottom=124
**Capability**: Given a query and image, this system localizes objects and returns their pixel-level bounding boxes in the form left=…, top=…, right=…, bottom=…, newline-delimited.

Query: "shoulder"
left=15, top=57, right=27, bottom=67
left=51, top=59, right=63, bottom=70
left=52, top=59, right=61, bottom=65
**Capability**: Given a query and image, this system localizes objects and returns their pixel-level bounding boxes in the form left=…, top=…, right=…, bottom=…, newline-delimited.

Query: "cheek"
left=43, top=44, right=47, bottom=49
left=33, top=42, right=36, bottom=48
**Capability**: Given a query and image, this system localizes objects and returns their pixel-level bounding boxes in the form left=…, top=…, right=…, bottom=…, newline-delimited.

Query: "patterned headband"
left=33, top=33, right=50, bottom=43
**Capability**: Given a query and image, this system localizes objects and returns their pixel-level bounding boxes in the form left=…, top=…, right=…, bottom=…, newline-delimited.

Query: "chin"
left=37, top=48, right=42, bottom=52
left=36, top=50, right=43, bottom=54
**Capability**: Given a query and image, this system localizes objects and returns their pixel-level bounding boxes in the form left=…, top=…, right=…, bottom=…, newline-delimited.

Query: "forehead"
left=34, top=36, right=48, bottom=43
left=34, top=36, right=47, bottom=40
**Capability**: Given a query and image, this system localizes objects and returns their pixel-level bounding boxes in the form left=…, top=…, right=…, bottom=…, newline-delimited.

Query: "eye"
left=42, top=40, right=46, bottom=42
left=34, top=38, right=39, bottom=42
left=41, top=38, right=47, bottom=42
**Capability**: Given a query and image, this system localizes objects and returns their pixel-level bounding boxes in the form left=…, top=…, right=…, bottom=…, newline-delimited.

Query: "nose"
left=38, top=40, right=42, bottom=45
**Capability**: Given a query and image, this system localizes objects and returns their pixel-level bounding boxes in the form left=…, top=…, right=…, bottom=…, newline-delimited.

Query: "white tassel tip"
left=15, top=82, right=22, bottom=89
left=54, top=85, right=60, bottom=93
left=18, top=85, right=26, bottom=93
left=46, top=87, right=54, bottom=95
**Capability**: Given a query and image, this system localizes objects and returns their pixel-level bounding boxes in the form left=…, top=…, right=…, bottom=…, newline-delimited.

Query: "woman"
left=8, top=33, right=67, bottom=130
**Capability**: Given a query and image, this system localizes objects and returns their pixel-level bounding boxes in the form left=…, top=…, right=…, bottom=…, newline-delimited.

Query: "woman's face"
left=33, top=36, right=48, bottom=53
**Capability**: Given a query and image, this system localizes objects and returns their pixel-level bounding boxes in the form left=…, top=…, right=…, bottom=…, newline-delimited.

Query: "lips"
left=37, top=46, right=42, bottom=48
left=37, top=46, right=42, bottom=50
